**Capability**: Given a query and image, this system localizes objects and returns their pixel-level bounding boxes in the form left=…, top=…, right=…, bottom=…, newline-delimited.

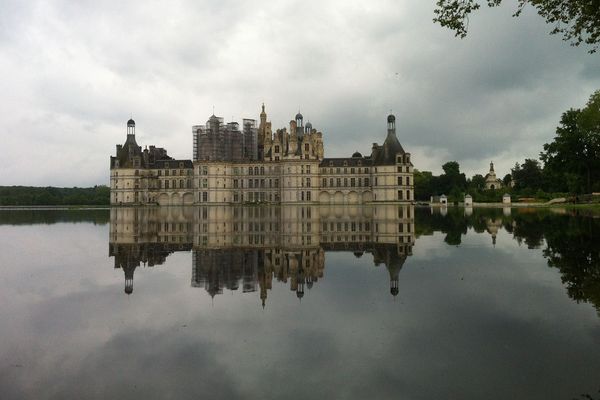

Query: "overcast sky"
left=1, top=0, right=599, bottom=186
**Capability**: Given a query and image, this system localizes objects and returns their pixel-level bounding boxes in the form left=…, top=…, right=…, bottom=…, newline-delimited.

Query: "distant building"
left=430, top=194, right=448, bottom=205
left=485, top=161, right=503, bottom=190
left=464, top=194, right=473, bottom=207
left=110, top=106, right=413, bottom=205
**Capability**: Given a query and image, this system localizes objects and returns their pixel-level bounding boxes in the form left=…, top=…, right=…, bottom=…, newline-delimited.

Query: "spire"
left=490, top=161, right=495, bottom=172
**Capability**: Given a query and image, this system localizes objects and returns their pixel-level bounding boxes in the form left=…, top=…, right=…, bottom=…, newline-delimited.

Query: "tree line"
left=414, top=90, right=600, bottom=203
left=0, top=186, right=110, bottom=206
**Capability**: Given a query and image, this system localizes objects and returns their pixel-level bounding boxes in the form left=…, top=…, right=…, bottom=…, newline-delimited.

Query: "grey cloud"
left=1, top=0, right=599, bottom=185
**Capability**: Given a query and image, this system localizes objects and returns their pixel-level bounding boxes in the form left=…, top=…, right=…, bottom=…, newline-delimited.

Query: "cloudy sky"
left=1, top=0, right=599, bottom=186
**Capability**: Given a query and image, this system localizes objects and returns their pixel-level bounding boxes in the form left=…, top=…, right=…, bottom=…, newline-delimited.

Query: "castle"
left=110, top=105, right=413, bottom=205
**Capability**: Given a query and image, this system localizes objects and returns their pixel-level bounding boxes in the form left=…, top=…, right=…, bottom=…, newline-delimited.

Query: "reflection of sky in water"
left=0, top=208, right=599, bottom=400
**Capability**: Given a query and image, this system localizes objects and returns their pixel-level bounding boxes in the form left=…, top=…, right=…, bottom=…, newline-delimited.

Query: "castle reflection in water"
left=109, top=205, right=415, bottom=305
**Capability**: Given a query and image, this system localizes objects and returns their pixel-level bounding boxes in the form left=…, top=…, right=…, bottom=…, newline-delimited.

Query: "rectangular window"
left=398, top=190, right=403, bottom=200
left=202, top=192, right=208, bottom=202
left=351, top=178, right=355, bottom=187
left=322, top=178, right=327, bottom=187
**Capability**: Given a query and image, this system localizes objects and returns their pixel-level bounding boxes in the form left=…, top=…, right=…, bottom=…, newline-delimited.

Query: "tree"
left=433, top=0, right=600, bottom=52
left=512, top=159, right=543, bottom=191
left=541, top=90, right=600, bottom=193
left=442, top=161, right=460, bottom=176
left=470, top=174, right=486, bottom=191
left=502, top=173, right=512, bottom=187
left=440, top=161, right=467, bottom=198
left=414, top=169, right=435, bottom=201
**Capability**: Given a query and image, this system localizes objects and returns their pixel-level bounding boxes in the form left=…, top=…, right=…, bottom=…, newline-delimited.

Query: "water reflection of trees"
left=417, top=207, right=600, bottom=313
left=0, top=209, right=110, bottom=225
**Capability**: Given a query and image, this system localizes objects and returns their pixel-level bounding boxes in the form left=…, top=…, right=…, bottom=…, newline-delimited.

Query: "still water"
left=0, top=205, right=599, bottom=399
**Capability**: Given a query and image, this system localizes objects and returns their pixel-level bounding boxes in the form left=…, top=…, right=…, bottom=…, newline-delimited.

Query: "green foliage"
left=512, top=159, right=543, bottom=191
left=471, top=174, right=486, bottom=191
left=442, top=161, right=460, bottom=176
left=414, top=169, right=435, bottom=201
left=541, top=90, right=600, bottom=194
left=413, top=162, right=467, bottom=201
left=433, top=0, right=600, bottom=53
left=502, top=174, right=512, bottom=187
left=0, top=186, right=110, bottom=206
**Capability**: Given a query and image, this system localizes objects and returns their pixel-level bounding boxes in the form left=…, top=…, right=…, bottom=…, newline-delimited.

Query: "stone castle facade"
left=110, top=105, right=413, bottom=205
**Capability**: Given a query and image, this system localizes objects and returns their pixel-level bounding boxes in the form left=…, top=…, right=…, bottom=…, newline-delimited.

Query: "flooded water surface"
left=0, top=206, right=599, bottom=399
